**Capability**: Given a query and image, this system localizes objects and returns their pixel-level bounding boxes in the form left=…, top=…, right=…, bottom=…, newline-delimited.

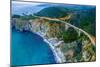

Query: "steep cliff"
left=12, top=16, right=96, bottom=63
left=11, top=5, right=96, bottom=63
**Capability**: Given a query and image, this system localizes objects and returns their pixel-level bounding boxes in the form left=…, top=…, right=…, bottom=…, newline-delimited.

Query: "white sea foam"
left=34, top=31, right=66, bottom=63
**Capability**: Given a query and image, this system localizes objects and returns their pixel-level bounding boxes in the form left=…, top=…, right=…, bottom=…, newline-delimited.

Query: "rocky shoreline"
left=12, top=17, right=96, bottom=63
left=12, top=18, right=66, bottom=63
left=35, top=32, right=66, bottom=63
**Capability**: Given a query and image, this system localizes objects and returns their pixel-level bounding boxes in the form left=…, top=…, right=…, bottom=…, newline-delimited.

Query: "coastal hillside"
left=68, top=7, right=96, bottom=36
left=35, top=6, right=69, bottom=18
left=12, top=18, right=96, bottom=63
left=12, top=5, right=96, bottom=63
left=35, top=6, right=96, bottom=36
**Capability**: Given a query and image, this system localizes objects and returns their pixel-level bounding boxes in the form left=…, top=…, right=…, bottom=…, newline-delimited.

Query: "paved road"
left=34, top=16, right=95, bottom=45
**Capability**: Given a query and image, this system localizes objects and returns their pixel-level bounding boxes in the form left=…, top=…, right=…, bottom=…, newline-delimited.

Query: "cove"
left=11, top=28, right=56, bottom=66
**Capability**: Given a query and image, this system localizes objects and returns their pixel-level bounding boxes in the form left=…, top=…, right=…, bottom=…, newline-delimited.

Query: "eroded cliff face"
left=12, top=18, right=31, bottom=31
left=29, top=18, right=66, bottom=39
left=12, top=17, right=96, bottom=63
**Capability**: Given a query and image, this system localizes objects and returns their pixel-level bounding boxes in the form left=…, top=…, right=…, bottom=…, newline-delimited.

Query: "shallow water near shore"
left=11, top=28, right=56, bottom=66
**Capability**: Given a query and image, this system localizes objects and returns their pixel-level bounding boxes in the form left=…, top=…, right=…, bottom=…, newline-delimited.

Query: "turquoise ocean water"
left=11, top=28, right=56, bottom=66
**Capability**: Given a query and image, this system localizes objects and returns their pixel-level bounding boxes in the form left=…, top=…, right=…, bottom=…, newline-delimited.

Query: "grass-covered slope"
left=35, top=6, right=68, bottom=18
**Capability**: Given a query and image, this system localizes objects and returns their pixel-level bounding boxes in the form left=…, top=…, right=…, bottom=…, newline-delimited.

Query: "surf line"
left=34, top=31, right=66, bottom=63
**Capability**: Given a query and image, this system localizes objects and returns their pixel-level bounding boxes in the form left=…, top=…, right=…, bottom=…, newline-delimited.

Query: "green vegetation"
left=12, top=5, right=96, bottom=63
left=12, top=14, right=21, bottom=18
left=62, top=27, right=78, bottom=43
left=80, top=9, right=96, bottom=36
left=35, top=6, right=68, bottom=18
left=69, top=8, right=96, bottom=36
